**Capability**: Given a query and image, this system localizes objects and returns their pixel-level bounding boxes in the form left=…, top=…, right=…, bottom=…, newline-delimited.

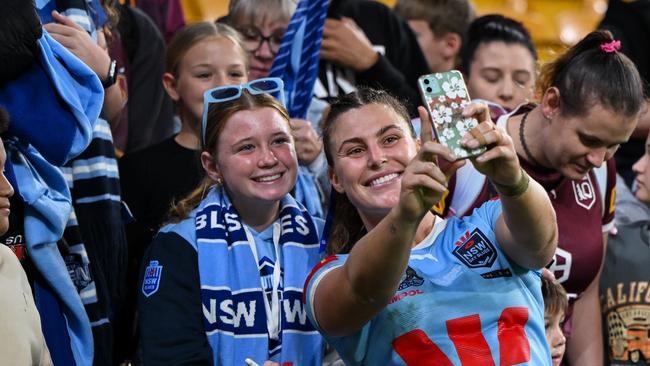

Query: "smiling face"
left=543, top=102, right=637, bottom=180
left=165, top=36, right=248, bottom=124
left=328, top=103, right=418, bottom=224
left=466, top=41, right=536, bottom=111
left=212, top=107, right=297, bottom=208
left=0, top=141, right=14, bottom=235
left=544, top=309, right=566, bottom=366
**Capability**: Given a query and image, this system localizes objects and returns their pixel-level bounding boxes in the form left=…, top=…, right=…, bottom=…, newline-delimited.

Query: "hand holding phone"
left=417, top=71, right=487, bottom=160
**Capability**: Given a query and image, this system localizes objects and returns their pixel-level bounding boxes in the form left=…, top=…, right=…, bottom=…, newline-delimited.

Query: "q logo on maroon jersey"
left=573, top=175, right=596, bottom=210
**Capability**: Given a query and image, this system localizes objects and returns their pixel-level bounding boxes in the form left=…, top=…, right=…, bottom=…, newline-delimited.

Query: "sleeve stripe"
left=306, top=265, right=341, bottom=332
left=302, top=254, right=339, bottom=303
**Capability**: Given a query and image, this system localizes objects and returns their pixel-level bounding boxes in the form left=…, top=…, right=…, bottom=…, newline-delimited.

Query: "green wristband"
left=492, top=168, right=530, bottom=198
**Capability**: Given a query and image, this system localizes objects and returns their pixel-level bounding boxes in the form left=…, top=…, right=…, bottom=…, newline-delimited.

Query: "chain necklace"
left=518, top=111, right=543, bottom=167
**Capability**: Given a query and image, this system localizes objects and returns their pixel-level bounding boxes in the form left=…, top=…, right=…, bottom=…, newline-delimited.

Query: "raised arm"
left=311, top=107, right=462, bottom=336
left=461, top=104, right=558, bottom=269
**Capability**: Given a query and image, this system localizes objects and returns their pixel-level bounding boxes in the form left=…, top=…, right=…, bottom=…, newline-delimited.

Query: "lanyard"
left=244, top=223, right=282, bottom=341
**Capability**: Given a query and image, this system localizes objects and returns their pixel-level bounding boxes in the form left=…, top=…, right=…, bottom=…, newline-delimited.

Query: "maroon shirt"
left=522, top=158, right=616, bottom=298
left=445, top=106, right=616, bottom=300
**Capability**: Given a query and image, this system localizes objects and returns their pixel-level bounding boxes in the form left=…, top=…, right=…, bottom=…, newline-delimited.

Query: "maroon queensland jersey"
left=444, top=105, right=617, bottom=301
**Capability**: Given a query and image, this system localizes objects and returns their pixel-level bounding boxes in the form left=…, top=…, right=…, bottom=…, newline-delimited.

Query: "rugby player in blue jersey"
left=304, top=87, right=558, bottom=365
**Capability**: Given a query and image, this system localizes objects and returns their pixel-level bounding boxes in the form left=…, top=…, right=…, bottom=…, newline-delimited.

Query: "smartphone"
left=417, top=70, right=486, bottom=160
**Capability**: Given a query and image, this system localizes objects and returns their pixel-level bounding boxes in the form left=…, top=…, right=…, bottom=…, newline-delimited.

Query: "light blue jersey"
left=305, top=200, right=550, bottom=365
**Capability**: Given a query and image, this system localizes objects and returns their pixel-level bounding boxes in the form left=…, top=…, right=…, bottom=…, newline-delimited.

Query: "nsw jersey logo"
left=398, top=266, right=424, bottom=290
left=453, top=228, right=497, bottom=268
left=142, top=260, right=163, bottom=297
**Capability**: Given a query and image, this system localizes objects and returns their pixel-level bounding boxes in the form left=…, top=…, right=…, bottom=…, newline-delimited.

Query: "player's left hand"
left=460, top=102, right=522, bottom=187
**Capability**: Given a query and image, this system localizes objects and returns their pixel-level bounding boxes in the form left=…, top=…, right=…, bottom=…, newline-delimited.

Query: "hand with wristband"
left=43, top=10, right=113, bottom=84
left=305, top=87, right=559, bottom=365
left=457, top=102, right=530, bottom=198
left=43, top=10, right=127, bottom=125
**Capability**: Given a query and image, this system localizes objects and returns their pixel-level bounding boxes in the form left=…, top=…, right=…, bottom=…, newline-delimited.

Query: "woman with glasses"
left=225, top=0, right=295, bottom=80
left=138, top=79, right=323, bottom=365
left=223, top=0, right=330, bottom=213
left=303, top=87, right=557, bottom=364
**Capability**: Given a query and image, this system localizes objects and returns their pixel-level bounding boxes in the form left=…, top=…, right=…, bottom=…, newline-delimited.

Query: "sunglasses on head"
left=201, top=77, right=285, bottom=147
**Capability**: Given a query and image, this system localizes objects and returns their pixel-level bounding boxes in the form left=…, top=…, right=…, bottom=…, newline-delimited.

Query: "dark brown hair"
left=0, top=0, right=42, bottom=83
left=394, top=0, right=475, bottom=46
left=537, top=30, right=644, bottom=118
left=461, top=14, right=537, bottom=76
left=320, top=87, right=413, bottom=254
left=167, top=91, right=290, bottom=222
left=541, top=276, right=568, bottom=317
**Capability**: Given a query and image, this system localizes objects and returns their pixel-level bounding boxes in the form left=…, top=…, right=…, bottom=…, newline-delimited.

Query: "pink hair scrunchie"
left=600, top=40, right=621, bottom=53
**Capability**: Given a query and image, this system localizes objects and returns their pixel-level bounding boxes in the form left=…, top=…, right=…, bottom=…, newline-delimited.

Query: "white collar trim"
left=412, top=215, right=447, bottom=251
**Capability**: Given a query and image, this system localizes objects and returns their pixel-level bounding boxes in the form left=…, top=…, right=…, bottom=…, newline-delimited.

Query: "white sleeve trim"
left=602, top=220, right=615, bottom=233
left=450, top=163, right=487, bottom=216
left=307, top=264, right=342, bottom=332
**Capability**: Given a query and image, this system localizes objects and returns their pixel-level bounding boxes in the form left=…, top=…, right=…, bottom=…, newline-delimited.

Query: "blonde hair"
left=167, top=91, right=291, bottom=222
left=165, top=21, right=249, bottom=77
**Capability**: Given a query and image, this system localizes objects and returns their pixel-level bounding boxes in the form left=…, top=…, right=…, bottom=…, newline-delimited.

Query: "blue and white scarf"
left=195, top=187, right=323, bottom=365
left=0, top=28, right=102, bottom=366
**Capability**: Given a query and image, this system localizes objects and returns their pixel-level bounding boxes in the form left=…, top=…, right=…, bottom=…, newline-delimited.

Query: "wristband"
left=492, top=168, right=530, bottom=198
left=101, top=59, right=117, bottom=88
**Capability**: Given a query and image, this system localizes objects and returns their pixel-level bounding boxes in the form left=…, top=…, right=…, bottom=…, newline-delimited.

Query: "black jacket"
left=316, top=0, right=430, bottom=116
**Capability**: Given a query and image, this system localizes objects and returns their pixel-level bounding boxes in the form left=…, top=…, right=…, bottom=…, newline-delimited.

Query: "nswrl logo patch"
left=142, top=260, right=163, bottom=297
left=453, top=228, right=497, bottom=268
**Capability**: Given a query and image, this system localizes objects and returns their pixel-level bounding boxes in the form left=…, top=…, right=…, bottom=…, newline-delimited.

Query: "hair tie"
left=600, top=39, right=621, bottom=53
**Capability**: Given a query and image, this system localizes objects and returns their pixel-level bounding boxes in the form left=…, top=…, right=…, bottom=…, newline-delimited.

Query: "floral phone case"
left=417, top=71, right=486, bottom=160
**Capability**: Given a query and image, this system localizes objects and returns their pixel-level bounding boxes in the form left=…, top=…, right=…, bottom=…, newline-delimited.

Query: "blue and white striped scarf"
left=195, top=187, right=323, bottom=365
left=269, top=0, right=329, bottom=220
left=269, top=0, right=328, bottom=119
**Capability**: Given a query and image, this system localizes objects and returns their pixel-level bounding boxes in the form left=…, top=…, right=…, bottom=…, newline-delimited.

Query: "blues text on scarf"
left=195, top=187, right=323, bottom=365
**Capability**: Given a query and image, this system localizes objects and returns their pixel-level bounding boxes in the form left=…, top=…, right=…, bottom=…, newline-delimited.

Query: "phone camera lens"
left=426, top=87, right=432, bottom=93
left=424, top=79, right=430, bottom=85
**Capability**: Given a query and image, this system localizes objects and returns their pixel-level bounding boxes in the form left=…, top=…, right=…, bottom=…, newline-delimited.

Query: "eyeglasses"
left=237, top=26, right=285, bottom=55
left=201, top=77, right=286, bottom=146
